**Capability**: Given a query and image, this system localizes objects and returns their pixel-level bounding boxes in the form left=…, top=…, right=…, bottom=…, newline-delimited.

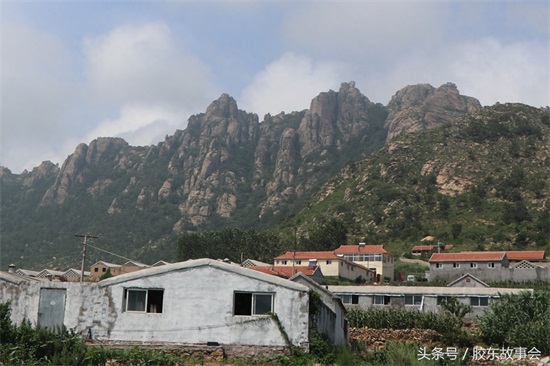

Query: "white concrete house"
left=0, top=259, right=311, bottom=358
left=290, top=273, right=348, bottom=346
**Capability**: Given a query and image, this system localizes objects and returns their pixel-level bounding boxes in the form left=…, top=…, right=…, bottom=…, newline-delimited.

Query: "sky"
left=1, top=1, right=549, bottom=174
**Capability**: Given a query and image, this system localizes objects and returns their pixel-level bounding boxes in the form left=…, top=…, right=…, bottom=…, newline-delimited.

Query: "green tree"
left=451, top=223, right=462, bottom=239
left=300, top=217, right=348, bottom=251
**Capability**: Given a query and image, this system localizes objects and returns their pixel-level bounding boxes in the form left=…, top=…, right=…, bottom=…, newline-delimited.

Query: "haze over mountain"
left=1, top=82, right=548, bottom=270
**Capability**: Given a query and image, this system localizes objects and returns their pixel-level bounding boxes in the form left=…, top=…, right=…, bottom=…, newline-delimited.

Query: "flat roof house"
left=274, top=251, right=375, bottom=283
left=328, top=285, right=532, bottom=319
left=334, top=244, right=395, bottom=281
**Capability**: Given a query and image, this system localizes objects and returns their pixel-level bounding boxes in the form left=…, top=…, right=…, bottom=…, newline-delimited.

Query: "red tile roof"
left=334, top=244, right=393, bottom=255
left=248, top=265, right=318, bottom=279
left=412, top=245, right=434, bottom=252
left=429, top=252, right=507, bottom=262
left=505, top=251, right=546, bottom=261
left=274, top=251, right=339, bottom=260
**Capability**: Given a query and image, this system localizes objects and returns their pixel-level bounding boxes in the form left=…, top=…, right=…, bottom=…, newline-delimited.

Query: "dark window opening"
left=147, top=290, right=164, bottom=313
left=234, top=292, right=273, bottom=315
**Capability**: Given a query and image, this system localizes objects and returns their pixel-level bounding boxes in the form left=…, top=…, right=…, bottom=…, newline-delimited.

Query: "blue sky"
left=2, top=1, right=549, bottom=173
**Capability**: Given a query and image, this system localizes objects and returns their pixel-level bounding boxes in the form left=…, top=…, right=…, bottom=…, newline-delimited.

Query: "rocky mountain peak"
left=204, top=93, right=240, bottom=120
left=385, top=82, right=482, bottom=141
left=40, top=137, right=128, bottom=205
left=22, top=161, right=59, bottom=187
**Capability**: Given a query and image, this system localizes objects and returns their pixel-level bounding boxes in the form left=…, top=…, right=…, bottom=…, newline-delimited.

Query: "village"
left=1, top=243, right=548, bottom=363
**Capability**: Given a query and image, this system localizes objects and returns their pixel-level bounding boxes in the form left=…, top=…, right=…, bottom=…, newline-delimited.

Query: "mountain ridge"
left=3, top=82, right=546, bottom=270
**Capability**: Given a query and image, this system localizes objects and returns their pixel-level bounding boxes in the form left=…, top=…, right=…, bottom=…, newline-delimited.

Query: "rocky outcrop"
left=385, top=82, right=481, bottom=141
left=2, top=81, right=491, bottom=269
left=41, top=138, right=128, bottom=204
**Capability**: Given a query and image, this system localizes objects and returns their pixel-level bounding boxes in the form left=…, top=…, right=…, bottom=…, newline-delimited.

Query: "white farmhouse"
left=0, top=259, right=311, bottom=359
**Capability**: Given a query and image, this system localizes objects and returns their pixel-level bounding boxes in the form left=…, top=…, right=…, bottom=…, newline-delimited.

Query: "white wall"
left=0, top=262, right=310, bottom=350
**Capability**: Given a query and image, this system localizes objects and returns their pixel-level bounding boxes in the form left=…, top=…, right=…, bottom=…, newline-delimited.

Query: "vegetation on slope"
left=296, top=103, right=549, bottom=252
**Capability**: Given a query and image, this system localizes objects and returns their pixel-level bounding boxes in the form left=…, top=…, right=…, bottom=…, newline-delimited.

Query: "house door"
left=38, top=288, right=66, bottom=330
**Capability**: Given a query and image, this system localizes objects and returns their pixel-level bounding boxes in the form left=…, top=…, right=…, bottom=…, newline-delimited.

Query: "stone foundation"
left=89, top=341, right=295, bottom=361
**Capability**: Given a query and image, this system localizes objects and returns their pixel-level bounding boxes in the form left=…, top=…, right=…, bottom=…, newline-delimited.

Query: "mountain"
left=300, top=102, right=549, bottom=252
left=4, top=82, right=546, bottom=270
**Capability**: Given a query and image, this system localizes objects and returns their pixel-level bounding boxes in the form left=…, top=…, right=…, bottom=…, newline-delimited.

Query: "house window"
left=436, top=263, right=443, bottom=269
left=487, top=263, right=495, bottom=268
left=124, top=289, right=164, bottom=313
left=102, top=268, right=106, bottom=272
left=470, top=296, right=489, bottom=307
left=341, top=295, right=359, bottom=305
left=470, top=263, right=478, bottom=268
left=373, top=295, right=391, bottom=305
left=94, top=268, right=99, bottom=272
left=234, top=292, right=273, bottom=316
left=374, top=254, right=382, bottom=262
left=453, top=263, right=460, bottom=268
left=296, top=260, right=302, bottom=265
left=437, top=296, right=452, bottom=305
left=326, top=260, right=332, bottom=265
left=405, top=295, right=422, bottom=306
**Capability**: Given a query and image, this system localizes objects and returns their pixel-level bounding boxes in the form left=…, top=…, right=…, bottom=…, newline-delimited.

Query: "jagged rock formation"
left=385, top=82, right=481, bottom=141
left=1, top=81, right=498, bottom=268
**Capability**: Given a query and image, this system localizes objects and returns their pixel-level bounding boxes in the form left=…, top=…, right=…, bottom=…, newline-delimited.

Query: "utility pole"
left=75, top=234, right=99, bottom=282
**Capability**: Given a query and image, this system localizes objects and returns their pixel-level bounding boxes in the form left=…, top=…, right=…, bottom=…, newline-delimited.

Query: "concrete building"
left=429, top=251, right=550, bottom=282
left=334, top=244, right=395, bottom=281
left=274, top=251, right=375, bottom=283
left=290, top=273, right=348, bottom=346
left=0, top=259, right=311, bottom=358
left=248, top=265, right=324, bottom=284
left=327, top=284, right=532, bottom=319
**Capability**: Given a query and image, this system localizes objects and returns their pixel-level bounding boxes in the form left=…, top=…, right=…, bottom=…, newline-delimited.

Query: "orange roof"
left=412, top=245, right=434, bottom=252
left=429, top=252, right=506, bottom=262
left=505, top=251, right=546, bottom=261
left=248, top=265, right=318, bottom=279
left=334, top=244, right=393, bottom=255
left=274, top=251, right=339, bottom=260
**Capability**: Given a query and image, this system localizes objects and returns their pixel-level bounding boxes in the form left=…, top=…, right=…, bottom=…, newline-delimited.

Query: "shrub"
left=478, top=290, right=550, bottom=355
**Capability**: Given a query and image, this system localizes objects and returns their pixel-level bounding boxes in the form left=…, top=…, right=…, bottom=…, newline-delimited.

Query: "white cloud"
left=379, top=38, right=549, bottom=107
left=83, top=22, right=218, bottom=109
left=450, top=39, right=548, bottom=106
left=85, top=104, right=187, bottom=147
left=239, top=52, right=349, bottom=119
left=1, top=22, right=80, bottom=172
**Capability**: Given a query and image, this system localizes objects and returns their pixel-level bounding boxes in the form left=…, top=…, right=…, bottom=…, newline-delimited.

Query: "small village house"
left=429, top=251, right=550, bottom=282
left=334, top=244, right=395, bottom=281
left=274, top=251, right=375, bottom=283
left=290, top=273, right=348, bottom=345
left=248, top=265, right=324, bottom=283
left=1, top=259, right=312, bottom=359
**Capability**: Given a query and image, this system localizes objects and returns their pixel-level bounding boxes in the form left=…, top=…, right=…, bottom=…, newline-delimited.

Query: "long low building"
left=327, top=284, right=532, bottom=319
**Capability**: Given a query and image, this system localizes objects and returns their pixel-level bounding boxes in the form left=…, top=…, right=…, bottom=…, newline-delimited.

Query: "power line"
left=75, top=234, right=99, bottom=282
left=86, top=243, right=140, bottom=264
